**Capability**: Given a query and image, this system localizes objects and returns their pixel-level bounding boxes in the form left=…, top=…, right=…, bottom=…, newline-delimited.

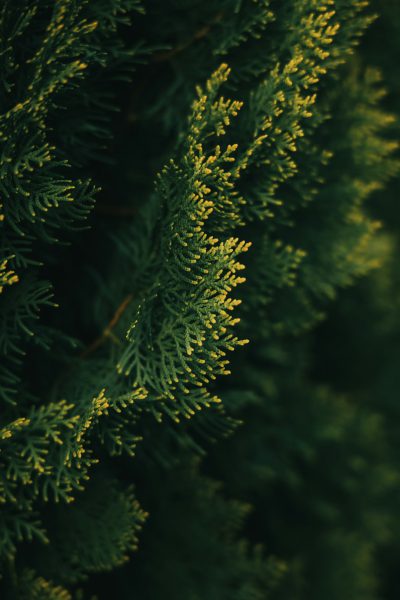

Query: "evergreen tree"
left=0, top=0, right=398, bottom=598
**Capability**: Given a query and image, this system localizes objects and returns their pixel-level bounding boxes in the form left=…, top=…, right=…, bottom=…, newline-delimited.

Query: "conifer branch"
left=1, top=1, right=398, bottom=596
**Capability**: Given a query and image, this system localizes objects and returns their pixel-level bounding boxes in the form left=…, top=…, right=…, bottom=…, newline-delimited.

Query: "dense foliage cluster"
left=0, top=0, right=399, bottom=598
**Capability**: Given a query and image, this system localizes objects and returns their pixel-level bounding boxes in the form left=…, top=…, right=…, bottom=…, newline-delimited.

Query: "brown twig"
left=80, top=294, right=134, bottom=359
left=152, top=12, right=225, bottom=64
left=126, top=12, right=225, bottom=123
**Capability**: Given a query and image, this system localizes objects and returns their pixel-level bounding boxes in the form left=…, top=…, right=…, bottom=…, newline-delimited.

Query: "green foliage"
left=32, top=473, right=147, bottom=584
left=115, top=65, right=251, bottom=415
left=17, top=571, right=74, bottom=600
left=117, top=459, right=288, bottom=600
left=0, top=0, right=399, bottom=598
left=211, top=371, right=397, bottom=599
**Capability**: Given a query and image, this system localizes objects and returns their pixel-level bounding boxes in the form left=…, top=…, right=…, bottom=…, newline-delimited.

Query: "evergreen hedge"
left=0, top=1, right=399, bottom=598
